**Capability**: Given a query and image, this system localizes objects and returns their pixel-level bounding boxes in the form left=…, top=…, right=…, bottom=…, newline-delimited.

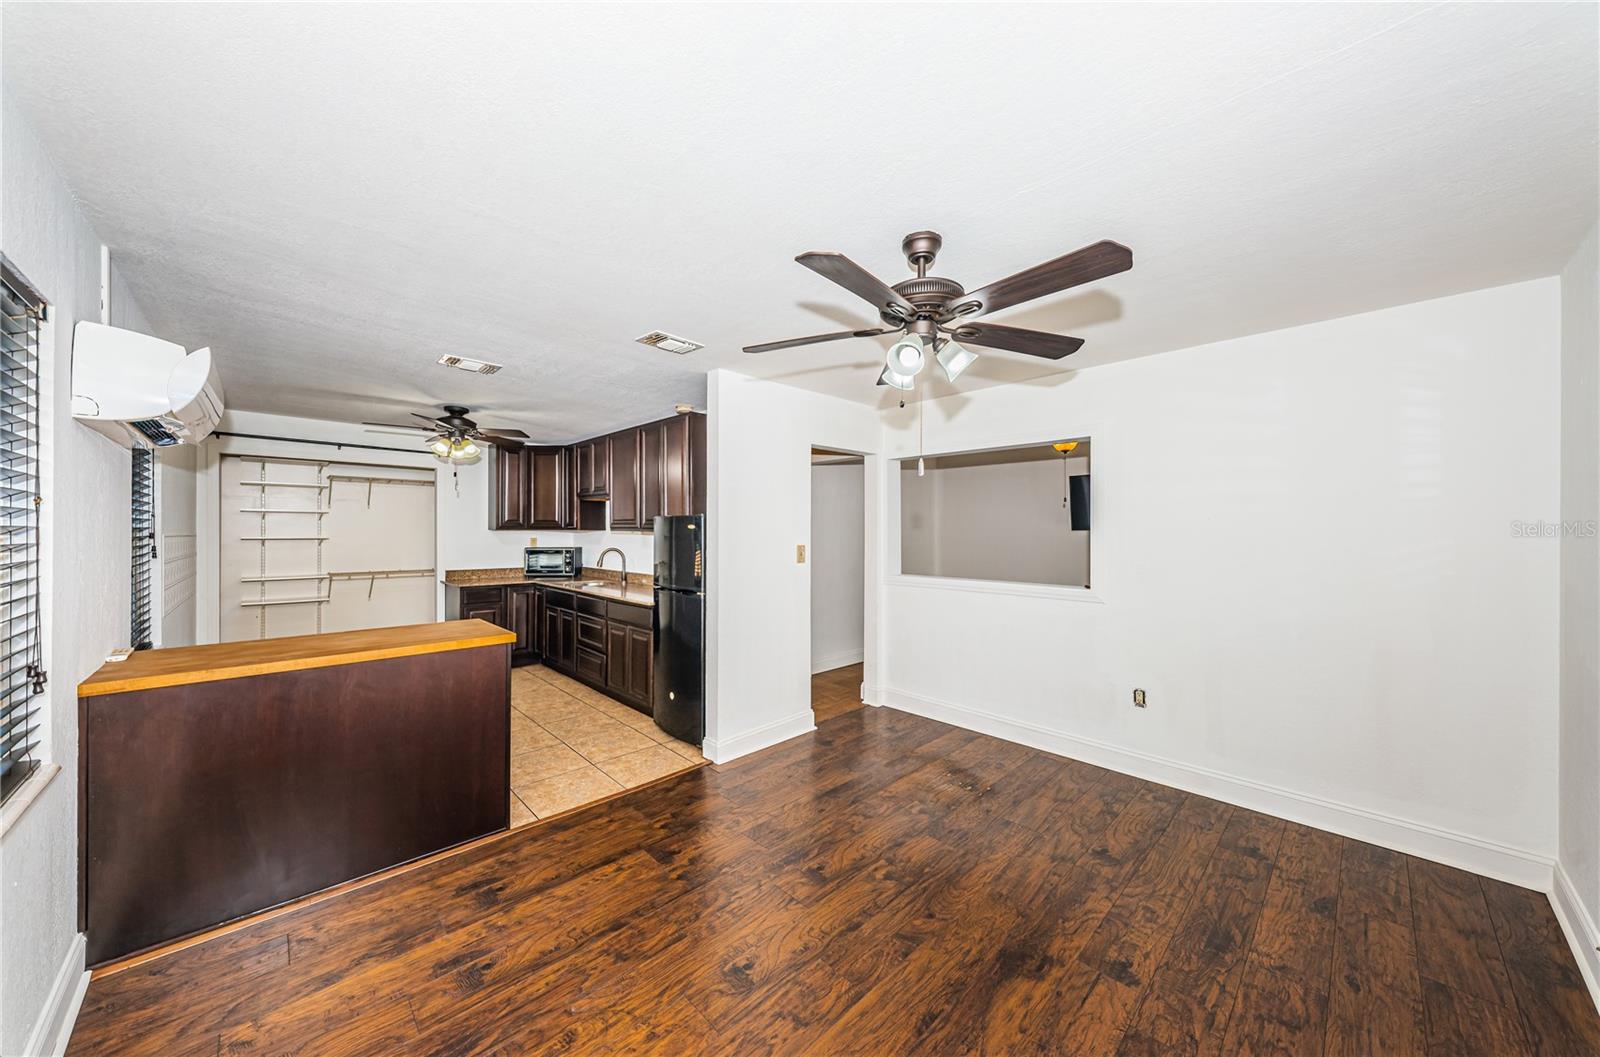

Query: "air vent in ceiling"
left=635, top=331, right=703, bottom=355
left=436, top=355, right=503, bottom=375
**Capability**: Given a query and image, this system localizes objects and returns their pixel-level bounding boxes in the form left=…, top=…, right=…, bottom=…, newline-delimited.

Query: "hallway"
left=812, top=663, right=864, bottom=723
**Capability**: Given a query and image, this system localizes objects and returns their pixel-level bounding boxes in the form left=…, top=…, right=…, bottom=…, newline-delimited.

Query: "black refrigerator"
left=653, top=514, right=705, bottom=745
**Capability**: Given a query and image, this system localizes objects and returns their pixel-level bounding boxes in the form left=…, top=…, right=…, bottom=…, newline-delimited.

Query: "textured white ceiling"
left=4, top=3, right=1595, bottom=440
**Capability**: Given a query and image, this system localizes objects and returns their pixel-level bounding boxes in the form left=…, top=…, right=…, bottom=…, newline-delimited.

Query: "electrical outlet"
left=796, top=544, right=807, bottom=563
left=1133, top=688, right=1148, bottom=709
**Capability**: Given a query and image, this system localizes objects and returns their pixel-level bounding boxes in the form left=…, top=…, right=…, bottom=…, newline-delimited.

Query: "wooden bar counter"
left=77, top=620, right=514, bottom=965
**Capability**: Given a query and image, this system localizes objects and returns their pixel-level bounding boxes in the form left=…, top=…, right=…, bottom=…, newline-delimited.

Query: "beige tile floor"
left=507, top=665, right=706, bottom=825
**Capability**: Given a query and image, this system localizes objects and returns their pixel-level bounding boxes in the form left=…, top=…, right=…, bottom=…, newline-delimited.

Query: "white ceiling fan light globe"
left=429, top=435, right=452, bottom=457
left=887, top=335, right=926, bottom=375
left=935, top=340, right=978, bottom=382
left=877, top=364, right=915, bottom=391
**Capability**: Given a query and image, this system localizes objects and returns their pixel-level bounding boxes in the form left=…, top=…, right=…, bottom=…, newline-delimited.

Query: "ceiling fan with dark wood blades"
left=744, top=231, right=1131, bottom=389
left=362, top=405, right=528, bottom=460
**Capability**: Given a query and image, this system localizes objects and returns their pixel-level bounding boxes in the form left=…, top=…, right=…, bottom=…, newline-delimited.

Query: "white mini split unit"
left=70, top=322, right=225, bottom=447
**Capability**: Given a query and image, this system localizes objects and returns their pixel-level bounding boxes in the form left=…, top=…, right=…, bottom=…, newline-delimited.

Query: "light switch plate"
left=796, top=544, right=806, bottom=563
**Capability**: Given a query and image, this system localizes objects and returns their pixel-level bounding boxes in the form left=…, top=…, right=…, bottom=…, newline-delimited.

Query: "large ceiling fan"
left=744, top=231, right=1132, bottom=389
left=362, top=405, right=528, bottom=461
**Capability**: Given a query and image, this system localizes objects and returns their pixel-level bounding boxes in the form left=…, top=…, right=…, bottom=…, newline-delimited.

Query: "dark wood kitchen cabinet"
left=507, top=584, right=542, bottom=664
left=660, top=411, right=706, bottom=517
left=488, top=444, right=529, bottom=530
left=608, top=427, right=643, bottom=530
left=575, top=436, right=610, bottom=498
left=527, top=446, right=571, bottom=529
left=492, top=413, right=704, bottom=533
left=605, top=602, right=653, bottom=712
left=542, top=589, right=577, bottom=675
left=639, top=419, right=665, bottom=527
left=489, top=445, right=574, bottom=530
left=454, top=585, right=507, bottom=629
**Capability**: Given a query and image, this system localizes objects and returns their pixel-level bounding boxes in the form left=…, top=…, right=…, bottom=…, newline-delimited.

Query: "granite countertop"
left=443, top=567, right=655, bottom=608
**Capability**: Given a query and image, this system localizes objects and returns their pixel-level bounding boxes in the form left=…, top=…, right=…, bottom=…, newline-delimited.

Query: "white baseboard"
left=1552, top=861, right=1600, bottom=1014
left=22, top=932, right=88, bottom=1057
left=880, top=686, right=1554, bottom=892
left=811, top=649, right=864, bottom=675
left=704, top=710, right=816, bottom=765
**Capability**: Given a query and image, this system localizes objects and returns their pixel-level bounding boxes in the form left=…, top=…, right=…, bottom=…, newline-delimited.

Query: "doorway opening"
left=810, top=447, right=865, bottom=723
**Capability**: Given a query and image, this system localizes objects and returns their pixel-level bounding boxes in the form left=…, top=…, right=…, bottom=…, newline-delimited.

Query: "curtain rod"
left=211, top=431, right=425, bottom=456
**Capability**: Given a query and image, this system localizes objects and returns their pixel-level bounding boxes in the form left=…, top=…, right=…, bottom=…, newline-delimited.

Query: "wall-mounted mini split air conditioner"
left=70, top=322, right=225, bottom=447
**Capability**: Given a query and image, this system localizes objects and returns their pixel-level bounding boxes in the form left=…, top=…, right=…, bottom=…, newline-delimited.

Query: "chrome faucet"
left=596, top=546, right=627, bottom=588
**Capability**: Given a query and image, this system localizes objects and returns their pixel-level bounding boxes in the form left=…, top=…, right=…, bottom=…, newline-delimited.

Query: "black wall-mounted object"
left=1070, top=474, right=1090, bottom=532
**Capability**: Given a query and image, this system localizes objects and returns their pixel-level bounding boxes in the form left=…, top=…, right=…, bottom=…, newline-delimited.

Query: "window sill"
left=0, top=761, right=61, bottom=840
left=884, top=574, right=1103, bottom=604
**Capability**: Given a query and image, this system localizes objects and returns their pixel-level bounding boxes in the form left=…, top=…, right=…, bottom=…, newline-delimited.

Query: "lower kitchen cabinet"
left=603, top=603, right=652, bottom=712
left=447, top=581, right=653, bottom=712
left=452, top=586, right=507, bottom=630
left=542, top=591, right=577, bottom=675
left=508, top=584, right=542, bottom=664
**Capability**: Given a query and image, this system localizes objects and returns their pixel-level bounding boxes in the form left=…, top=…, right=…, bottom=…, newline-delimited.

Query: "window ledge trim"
left=0, top=761, right=61, bottom=840
left=884, top=574, right=1104, bottom=604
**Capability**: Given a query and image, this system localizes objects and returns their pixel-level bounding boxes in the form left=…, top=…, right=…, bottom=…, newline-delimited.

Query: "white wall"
left=0, top=95, right=153, bottom=1054
left=194, top=410, right=657, bottom=643
left=810, top=461, right=864, bottom=674
left=1557, top=223, right=1600, bottom=990
left=706, top=370, right=880, bottom=761
left=878, top=279, right=1561, bottom=888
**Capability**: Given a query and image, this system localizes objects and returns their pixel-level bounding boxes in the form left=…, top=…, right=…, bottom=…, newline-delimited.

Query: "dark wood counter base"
left=80, top=639, right=510, bottom=965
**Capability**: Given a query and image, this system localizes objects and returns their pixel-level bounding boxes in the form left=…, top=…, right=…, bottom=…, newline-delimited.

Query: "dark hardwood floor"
left=68, top=705, right=1600, bottom=1056
left=812, top=661, right=864, bottom=723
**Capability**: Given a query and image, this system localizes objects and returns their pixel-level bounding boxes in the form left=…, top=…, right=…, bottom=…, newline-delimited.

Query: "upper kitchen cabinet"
left=491, top=413, right=704, bottom=533
left=527, top=446, right=571, bottom=529
left=487, top=444, right=529, bottom=530
left=639, top=419, right=665, bottom=526
left=661, top=411, right=706, bottom=517
left=610, top=412, right=706, bottom=531
left=608, top=427, right=643, bottom=530
left=575, top=436, right=610, bottom=498
left=489, top=445, right=574, bottom=530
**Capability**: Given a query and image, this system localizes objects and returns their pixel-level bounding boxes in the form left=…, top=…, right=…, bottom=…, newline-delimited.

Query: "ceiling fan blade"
left=479, top=428, right=530, bottom=439
left=795, top=253, right=917, bottom=321
left=362, top=420, right=433, bottom=432
left=409, top=412, right=444, bottom=425
left=951, top=321, right=1085, bottom=360
left=481, top=434, right=525, bottom=450
left=743, top=327, right=893, bottom=355
left=959, top=240, right=1132, bottom=318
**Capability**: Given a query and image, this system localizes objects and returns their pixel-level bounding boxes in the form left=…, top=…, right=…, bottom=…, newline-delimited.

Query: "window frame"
left=0, top=254, right=50, bottom=808
left=887, top=437, right=1100, bottom=602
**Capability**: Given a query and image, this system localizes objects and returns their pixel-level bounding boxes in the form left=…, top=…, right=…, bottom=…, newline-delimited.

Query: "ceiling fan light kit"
left=363, top=404, right=528, bottom=462
left=935, top=339, right=977, bottom=382
left=745, top=229, right=1132, bottom=392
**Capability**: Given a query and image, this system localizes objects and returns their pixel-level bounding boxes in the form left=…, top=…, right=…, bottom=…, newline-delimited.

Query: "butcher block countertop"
left=78, top=620, right=516, bottom=698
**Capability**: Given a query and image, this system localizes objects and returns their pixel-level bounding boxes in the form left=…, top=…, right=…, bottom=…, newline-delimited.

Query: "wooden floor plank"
left=1482, top=877, right=1600, bottom=1057
left=1408, top=855, right=1518, bottom=1008
left=1324, top=840, right=1427, bottom=1057
left=1112, top=809, right=1286, bottom=1057
left=66, top=694, right=1600, bottom=1057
